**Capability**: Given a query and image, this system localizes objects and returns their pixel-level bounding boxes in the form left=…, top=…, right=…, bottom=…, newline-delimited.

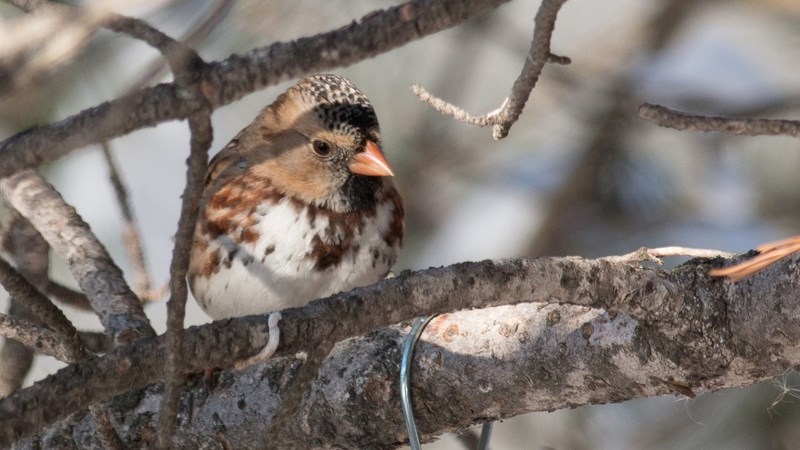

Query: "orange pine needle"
left=710, top=235, right=800, bottom=281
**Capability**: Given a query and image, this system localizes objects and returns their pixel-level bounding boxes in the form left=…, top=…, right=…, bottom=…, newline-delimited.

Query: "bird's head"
left=242, top=74, right=394, bottom=212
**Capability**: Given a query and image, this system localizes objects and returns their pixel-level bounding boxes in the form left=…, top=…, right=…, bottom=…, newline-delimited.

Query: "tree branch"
left=6, top=250, right=800, bottom=448
left=0, top=213, right=47, bottom=396
left=638, top=103, right=800, bottom=138
left=411, top=0, right=570, bottom=139
left=0, top=258, right=85, bottom=362
left=2, top=250, right=795, bottom=446
left=158, top=73, right=213, bottom=450
left=0, top=313, right=77, bottom=362
left=0, top=211, right=125, bottom=449
left=0, top=0, right=512, bottom=179
left=0, top=171, right=156, bottom=345
left=101, top=143, right=157, bottom=299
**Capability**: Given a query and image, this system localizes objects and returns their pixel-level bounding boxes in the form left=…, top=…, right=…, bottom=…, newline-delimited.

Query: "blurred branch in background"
left=526, top=0, right=701, bottom=257
left=0, top=0, right=152, bottom=97
left=639, top=102, right=800, bottom=138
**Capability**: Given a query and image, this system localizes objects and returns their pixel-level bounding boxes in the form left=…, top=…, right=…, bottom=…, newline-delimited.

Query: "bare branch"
left=602, top=246, right=735, bottom=265
left=0, top=213, right=48, bottom=396
left=409, top=84, right=502, bottom=127
left=638, top=103, right=800, bottom=138
left=491, top=0, right=569, bottom=138
left=0, top=313, right=77, bottom=362
left=0, top=215, right=125, bottom=449
left=0, top=171, right=156, bottom=345
left=101, top=143, right=156, bottom=299
left=0, top=250, right=773, bottom=445
left=0, top=0, right=512, bottom=178
left=158, top=89, right=213, bottom=449
left=128, top=0, right=234, bottom=92
left=3, top=251, right=800, bottom=447
left=411, top=0, right=570, bottom=139
left=0, top=258, right=85, bottom=361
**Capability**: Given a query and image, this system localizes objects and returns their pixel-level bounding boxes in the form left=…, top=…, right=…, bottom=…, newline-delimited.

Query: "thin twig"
left=101, top=142, right=155, bottom=300
left=158, top=99, right=213, bottom=450
left=602, top=246, right=735, bottom=265
left=411, top=0, right=570, bottom=139
left=410, top=84, right=503, bottom=127
left=98, top=0, right=232, bottom=304
left=638, top=103, right=800, bottom=138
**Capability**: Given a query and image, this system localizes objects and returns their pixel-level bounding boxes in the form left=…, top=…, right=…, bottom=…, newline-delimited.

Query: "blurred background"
left=2, top=0, right=800, bottom=448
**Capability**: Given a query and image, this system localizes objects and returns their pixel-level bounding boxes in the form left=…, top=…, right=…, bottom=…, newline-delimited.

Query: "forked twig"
left=411, top=0, right=571, bottom=139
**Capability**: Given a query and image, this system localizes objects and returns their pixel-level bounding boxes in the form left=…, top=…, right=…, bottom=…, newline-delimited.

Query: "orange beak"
left=348, top=140, right=395, bottom=177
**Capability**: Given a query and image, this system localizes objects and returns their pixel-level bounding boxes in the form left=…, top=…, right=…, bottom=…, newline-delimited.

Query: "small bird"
left=188, top=74, right=403, bottom=320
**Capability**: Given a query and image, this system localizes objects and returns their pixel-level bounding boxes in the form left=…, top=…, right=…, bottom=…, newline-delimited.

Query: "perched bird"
left=710, top=235, right=800, bottom=281
left=188, top=74, right=403, bottom=320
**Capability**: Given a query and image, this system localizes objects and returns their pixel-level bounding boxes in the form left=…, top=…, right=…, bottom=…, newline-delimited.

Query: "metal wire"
left=400, top=315, right=435, bottom=450
left=477, top=421, right=494, bottom=450
left=400, top=315, right=494, bottom=450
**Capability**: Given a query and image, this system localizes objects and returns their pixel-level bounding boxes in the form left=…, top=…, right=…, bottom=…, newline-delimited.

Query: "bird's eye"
left=312, top=140, right=332, bottom=157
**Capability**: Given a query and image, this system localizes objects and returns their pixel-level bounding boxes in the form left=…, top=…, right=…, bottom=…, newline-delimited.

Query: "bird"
left=710, top=235, right=800, bottom=281
left=188, top=74, right=404, bottom=322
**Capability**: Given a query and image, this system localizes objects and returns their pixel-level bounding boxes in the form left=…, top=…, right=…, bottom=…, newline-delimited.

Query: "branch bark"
left=638, top=103, right=800, bottom=138
left=2, top=251, right=799, bottom=447
left=0, top=171, right=155, bottom=345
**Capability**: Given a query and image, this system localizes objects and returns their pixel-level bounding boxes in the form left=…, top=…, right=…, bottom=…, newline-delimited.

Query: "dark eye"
left=312, top=140, right=332, bottom=157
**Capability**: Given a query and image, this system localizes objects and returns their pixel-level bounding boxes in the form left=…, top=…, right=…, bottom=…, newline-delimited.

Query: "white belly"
left=191, top=197, right=398, bottom=319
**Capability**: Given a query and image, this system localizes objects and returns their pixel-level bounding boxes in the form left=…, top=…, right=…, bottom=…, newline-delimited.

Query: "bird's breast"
left=188, top=181, right=403, bottom=320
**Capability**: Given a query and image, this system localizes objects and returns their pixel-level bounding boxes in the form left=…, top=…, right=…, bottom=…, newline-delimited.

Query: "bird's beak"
left=348, top=140, right=395, bottom=177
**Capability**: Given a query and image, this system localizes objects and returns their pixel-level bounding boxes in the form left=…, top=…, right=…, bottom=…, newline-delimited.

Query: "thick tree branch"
left=0, top=171, right=156, bottom=345
left=7, top=250, right=800, bottom=448
left=0, top=0, right=512, bottom=179
left=638, top=103, right=800, bottom=138
left=2, top=251, right=796, bottom=446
